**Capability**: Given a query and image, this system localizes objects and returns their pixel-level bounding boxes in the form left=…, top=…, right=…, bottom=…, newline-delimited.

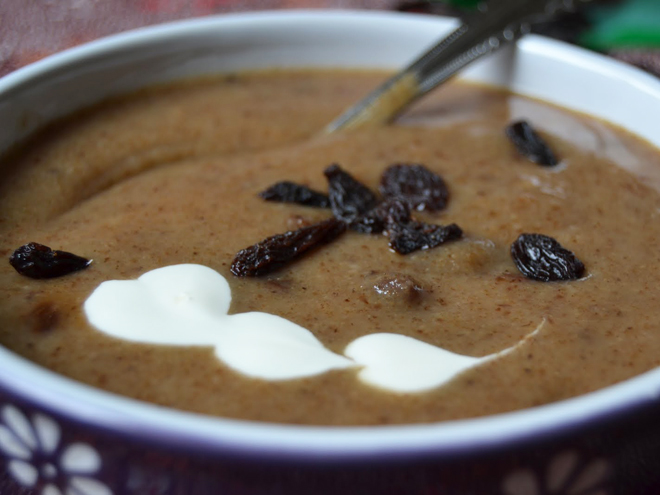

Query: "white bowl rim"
left=1, top=9, right=660, bottom=461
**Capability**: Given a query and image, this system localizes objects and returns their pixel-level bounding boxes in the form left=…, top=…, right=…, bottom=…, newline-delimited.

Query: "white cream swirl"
left=83, top=264, right=354, bottom=380
left=84, top=264, right=541, bottom=393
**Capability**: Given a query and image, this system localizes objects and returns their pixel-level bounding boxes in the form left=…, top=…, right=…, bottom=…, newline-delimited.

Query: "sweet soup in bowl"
left=2, top=11, right=660, bottom=495
left=1, top=65, right=660, bottom=427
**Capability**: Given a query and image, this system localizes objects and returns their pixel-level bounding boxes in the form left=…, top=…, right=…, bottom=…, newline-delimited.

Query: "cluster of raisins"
left=231, top=163, right=462, bottom=277
left=233, top=119, right=585, bottom=282
left=8, top=121, right=584, bottom=284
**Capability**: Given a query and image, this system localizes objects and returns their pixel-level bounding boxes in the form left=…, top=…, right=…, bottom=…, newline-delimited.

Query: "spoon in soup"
left=325, top=0, right=593, bottom=133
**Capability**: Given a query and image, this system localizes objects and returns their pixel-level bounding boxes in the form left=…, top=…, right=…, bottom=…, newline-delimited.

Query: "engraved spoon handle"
left=325, top=0, right=592, bottom=133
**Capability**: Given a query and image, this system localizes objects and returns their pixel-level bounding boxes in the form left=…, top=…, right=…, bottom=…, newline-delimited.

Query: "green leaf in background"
left=581, top=0, right=660, bottom=50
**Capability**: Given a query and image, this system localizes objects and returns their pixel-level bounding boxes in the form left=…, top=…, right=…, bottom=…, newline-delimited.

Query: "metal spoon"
left=325, top=0, right=592, bottom=133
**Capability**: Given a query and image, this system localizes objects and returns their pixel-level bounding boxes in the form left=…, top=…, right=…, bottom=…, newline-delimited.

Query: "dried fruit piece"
left=382, top=199, right=413, bottom=227
left=9, top=242, right=92, bottom=279
left=352, top=198, right=462, bottom=254
left=324, top=164, right=378, bottom=223
left=380, top=163, right=449, bottom=211
left=388, top=221, right=463, bottom=255
left=231, top=218, right=346, bottom=277
left=511, top=233, right=585, bottom=282
left=388, top=223, right=462, bottom=255
left=259, top=181, right=330, bottom=208
left=505, top=121, right=559, bottom=166
left=350, top=199, right=410, bottom=234
left=375, top=199, right=462, bottom=254
left=349, top=210, right=386, bottom=234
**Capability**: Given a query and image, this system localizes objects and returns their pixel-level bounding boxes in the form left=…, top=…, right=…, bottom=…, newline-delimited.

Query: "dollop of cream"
left=345, top=334, right=485, bottom=393
left=345, top=324, right=542, bottom=393
left=83, top=264, right=354, bottom=380
left=84, top=264, right=542, bottom=392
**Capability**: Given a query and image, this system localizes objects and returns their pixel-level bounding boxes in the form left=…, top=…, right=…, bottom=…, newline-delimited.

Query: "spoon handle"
left=325, top=0, right=592, bottom=133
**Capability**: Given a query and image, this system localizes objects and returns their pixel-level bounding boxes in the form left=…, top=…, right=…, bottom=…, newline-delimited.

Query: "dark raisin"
left=350, top=199, right=411, bottom=234
left=353, top=198, right=461, bottom=253
left=380, top=163, right=449, bottom=211
left=9, top=243, right=92, bottom=279
left=382, top=199, right=413, bottom=227
left=231, top=218, right=346, bottom=277
left=505, top=121, right=559, bottom=167
left=379, top=199, right=461, bottom=254
left=510, top=234, right=585, bottom=282
left=388, top=221, right=463, bottom=255
left=349, top=209, right=386, bottom=234
left=258, top=181, right=330, bottom=208
left=324, top=164, right=378, bottom=223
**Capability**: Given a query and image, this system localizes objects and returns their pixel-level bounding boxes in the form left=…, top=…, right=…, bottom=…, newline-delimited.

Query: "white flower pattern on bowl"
left=501, top=450, right=610, bottom=495
left=0, top=404, right=112, bottom=495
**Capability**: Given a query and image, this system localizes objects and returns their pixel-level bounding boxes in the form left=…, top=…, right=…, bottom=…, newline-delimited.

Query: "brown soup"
left=1, top=70, right=660, bottom=426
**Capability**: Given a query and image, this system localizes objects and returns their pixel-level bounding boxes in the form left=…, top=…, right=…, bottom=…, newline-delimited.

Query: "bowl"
left=1, top=10, right=660, bottom=495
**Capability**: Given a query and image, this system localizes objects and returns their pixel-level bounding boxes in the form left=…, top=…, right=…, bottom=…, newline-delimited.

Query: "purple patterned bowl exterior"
left=1, top=11, right=660, bottom=495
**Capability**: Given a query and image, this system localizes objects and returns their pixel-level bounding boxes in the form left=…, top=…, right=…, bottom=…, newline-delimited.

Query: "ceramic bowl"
left=1, top=11, right=660, bottom=495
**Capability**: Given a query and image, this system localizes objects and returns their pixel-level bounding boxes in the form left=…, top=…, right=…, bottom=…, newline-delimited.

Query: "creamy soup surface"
left=1, top=70, right=660, bottom=426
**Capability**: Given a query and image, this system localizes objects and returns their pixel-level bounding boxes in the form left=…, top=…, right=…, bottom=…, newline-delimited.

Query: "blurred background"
left=1, top=0, right=658, bottom=77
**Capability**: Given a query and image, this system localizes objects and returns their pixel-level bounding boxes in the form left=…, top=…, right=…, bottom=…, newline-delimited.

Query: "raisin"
left=9, top=242, right=92, bottom=279
left=324, top=164, right=378, bottom=223
left=353, top=198, right=461, bottom=254
left=378, top=199, right=462, bottom=254
left=382, top=199, right=413, bottom=227
left=349, top=210, right=386, bottom=234
left=510, top=233, right=585, bottom=282
left=380, top=164, right=449, bottom=211
left=259, top=181, right=330, bottom=208
left=231, top=218, right=346, bottom=277
left=388, top=221, right=463, bottom=255
left=350, top=199, right=410, bottom=234
left=505, top=121, right=559, bottom=167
